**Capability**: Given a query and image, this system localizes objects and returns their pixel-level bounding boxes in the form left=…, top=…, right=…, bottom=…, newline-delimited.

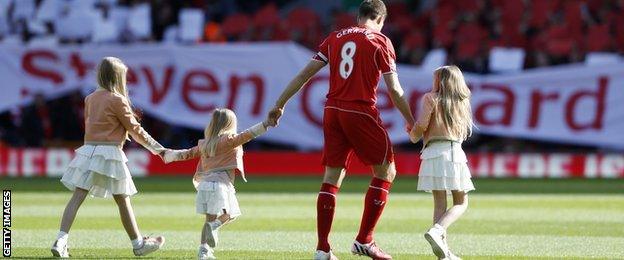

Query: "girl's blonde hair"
left=97, top=57, right=130, bottom=99
left=203, top=108, right=238, bottom=156
left=97, top=57, right=138, bottom=118
left=433, top=65, right=474, bottom=141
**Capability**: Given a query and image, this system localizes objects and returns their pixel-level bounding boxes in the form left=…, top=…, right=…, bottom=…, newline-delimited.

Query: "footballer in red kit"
left=267, top=1, right=415, bottom=259
left=313, top=25, right=398, bottom=169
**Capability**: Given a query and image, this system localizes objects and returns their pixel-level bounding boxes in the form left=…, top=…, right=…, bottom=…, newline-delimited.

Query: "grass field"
left=3, top=177, right=624, bottom=259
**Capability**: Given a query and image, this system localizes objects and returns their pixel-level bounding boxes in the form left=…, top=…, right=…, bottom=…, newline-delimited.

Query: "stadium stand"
left=0, top=0, right=621, bottom=152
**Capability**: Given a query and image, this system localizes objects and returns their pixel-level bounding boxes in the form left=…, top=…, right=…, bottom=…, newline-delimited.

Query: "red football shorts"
left=321, top=100, right=394, bottom=168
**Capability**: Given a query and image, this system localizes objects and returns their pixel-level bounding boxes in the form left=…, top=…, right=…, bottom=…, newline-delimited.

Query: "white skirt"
left=196, top=178, right=241, bottom=218
left=417, top=141, right=475, bottom=193
left=61, top=144, right=137, bottom=198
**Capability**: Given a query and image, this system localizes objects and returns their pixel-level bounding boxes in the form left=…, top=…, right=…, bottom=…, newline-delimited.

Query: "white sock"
left=56, top=231, right=69, bottom=241
left=434, top=223, right=446, bottom=233
left=209, top=219, right=222, bottom=230
left=131, top=237, right=144, bottom=249
left=200, top=243, right=210, bottom=250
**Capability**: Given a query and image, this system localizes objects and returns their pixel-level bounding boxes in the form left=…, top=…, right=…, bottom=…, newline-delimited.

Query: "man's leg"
left=316, top=166, right=346, bottom=252
left=355, top=162, right=396, bottom=244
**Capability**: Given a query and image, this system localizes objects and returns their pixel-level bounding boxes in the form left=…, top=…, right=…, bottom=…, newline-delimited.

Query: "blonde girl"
left=163, top=108, right=270, bottom=260
left=410, top=65, right=475, bottom=260
left=52, top=57, right=166, bottom=257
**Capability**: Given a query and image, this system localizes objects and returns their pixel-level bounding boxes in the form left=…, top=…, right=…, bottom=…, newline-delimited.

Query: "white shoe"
left=133, top=236, right=165, bottom=256
left=205, top=223, right=219, bottom=247
left=314, top=249, right=338, bottom=260
left=198, top=245, right=216, bottom=260
left=351, top=240, right=392, bottom=259
left=424, top=226, right=449, bottom=259
left=447, top=251, right=461, bottom=260
left=51, top=239, right=69, bottom=258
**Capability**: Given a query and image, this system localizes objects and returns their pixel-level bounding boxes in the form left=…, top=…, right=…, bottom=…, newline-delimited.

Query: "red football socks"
left=356, top=177, right=392, bottom=244
left=316, top=182, right=339, bottom=252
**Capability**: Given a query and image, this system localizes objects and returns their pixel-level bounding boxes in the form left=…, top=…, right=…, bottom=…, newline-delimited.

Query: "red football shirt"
left=313, top=26, right=397, bottom=106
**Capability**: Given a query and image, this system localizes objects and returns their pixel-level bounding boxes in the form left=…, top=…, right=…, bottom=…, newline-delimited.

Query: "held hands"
left=266, top=106, right=284, bottom=127
left=157, top=148, right=174, bottom=163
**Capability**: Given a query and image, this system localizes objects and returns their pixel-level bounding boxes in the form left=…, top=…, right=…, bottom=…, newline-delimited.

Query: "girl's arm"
left=164, top=145, right=201, bottom=163
left=410, top=93, right=436, bottom=143
left=111, top=95, right=165, bottom=154
left=223, top=121, right=270, bottom=149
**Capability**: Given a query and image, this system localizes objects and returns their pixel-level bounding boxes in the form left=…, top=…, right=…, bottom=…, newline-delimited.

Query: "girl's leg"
left=59, top=188, right=89, bottom=233
left=432, top=190, right=447, bottom=224
left=201, top=214, right=218, bottom=244
left=437, top=191, right=468, bottom=229
left=113, top=194, right=141, bottom=240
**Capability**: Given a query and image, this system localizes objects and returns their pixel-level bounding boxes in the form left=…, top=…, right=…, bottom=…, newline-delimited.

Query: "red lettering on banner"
left=600, top=155, right=624, bottom=178
left=22, top=50, right=63, bottom=84
left=21, top=149, right=46, bottom=177
left=227, top=74, right=264, bottom=115
left=301, top=76, right=328, bottom=127
left=565, top=77, right=607, bottom=130
left=547, top=154, right=571, bottom=178
left=182, top=70, right=219, bottom=112
left=126, top=67, right=139, bottom=85
left=142, top=66, right=175, bottom=104
left=69, top=53, right=93, bottom=79
left=528, top=91, right=559, bottom=128
left=475, top=84, right=514, bottom=126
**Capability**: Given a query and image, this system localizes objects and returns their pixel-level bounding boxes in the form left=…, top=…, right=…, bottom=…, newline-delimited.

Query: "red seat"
left=456, top=0, right=481, bottom=14
left=546, top=39, right=574, bottom=56
left=387, top=1, right=409, bottom=18
left=501, top=0, right=524, bottom=25
left=402, top=31, right=425, bottom=50
left=222, top=13, right=252, bottom=39
left=254, top=3, right=280, bottom=28
left=392, top=14, right=415, bottom=34
left=529, top=0, right=557, bottom=28
left=564, top=1, right=583, bottom=42
left=456, top=41, right=481, bottom=60
left=585, top=24, right=612, bottom=52
left=286, top=7, right=320, bottom=31
left=433, top=23, right=453, bottom=48
left=455, top=22, right=487, bottom=59
left=333, top=12, right=355, bottom=30
left=432, top=2, right=455, bottom=24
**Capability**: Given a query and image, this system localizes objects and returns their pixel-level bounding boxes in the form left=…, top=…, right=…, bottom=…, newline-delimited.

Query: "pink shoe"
left=351, top=241, right=392, bottom=260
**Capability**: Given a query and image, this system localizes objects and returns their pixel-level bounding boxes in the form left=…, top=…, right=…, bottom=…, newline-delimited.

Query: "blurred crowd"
left=1, top=0, right=617, bottom=151
left=2, top=0, right=623, bottom=73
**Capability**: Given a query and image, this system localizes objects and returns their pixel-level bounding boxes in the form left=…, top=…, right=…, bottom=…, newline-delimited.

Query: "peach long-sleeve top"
left=410, top=92, right=459, bottom=145
left=83, top=89, right=163, bottom=154
left=164, top=123, right=268, bottom=186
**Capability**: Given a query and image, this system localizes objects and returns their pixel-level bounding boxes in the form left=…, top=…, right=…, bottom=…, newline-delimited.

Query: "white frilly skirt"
left=417, top=141, right=475, bottom=193
left=61, top=144, right=137, bottom=198
left=195, top=171, right=241, bottom=218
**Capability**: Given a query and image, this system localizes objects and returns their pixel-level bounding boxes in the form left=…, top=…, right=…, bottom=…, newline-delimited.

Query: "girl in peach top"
left=164, top=108, right=270, bottom=260
left=52, top=57, right=165, bottom=258
left=410, top=65, right=475, bottom=260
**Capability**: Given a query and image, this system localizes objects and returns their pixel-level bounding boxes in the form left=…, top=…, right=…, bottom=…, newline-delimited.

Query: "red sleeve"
left=312, top=35, right=331, bottom=63
left=375, top=38, right=397, bottom=74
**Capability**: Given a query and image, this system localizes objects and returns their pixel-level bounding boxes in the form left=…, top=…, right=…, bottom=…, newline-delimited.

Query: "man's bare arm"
left=267, top=60, right=326, bottom=126
left=275, top=60, right=326, bottom=108
left=383, top=73, right=415, bottom=127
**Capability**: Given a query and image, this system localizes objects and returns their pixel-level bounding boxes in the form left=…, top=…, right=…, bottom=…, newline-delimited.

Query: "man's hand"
left=267, top=107, right=284, bottom=127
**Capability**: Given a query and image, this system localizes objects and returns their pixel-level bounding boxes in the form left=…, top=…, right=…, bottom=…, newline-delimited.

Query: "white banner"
left=0, top=43, right=623, bottom=149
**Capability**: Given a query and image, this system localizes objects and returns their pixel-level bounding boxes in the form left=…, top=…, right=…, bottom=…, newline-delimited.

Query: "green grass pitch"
left=3, top=177, right=624, bottom=259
